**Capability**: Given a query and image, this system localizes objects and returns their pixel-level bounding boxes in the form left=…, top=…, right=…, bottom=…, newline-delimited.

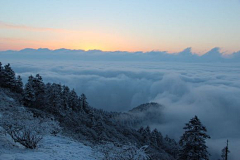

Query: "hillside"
left=0, top=62, right=178, bottom=160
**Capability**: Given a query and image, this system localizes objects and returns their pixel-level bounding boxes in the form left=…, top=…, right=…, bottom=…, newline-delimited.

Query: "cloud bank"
left=1, top=47, right=240, bottom=62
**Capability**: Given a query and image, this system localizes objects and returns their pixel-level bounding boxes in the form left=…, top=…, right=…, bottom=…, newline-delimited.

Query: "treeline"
left=23, top=74, right=88, bottom=114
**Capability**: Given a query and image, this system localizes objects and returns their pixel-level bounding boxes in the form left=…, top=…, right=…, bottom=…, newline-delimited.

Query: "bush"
left=0, top=109, right=60, bottom=149
left=7, top=126, right=42, bottom=149
left=95, top=142, right=150, bottom=160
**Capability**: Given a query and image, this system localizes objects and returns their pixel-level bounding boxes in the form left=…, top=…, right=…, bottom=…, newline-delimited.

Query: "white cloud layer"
left=1, top=59, right=240, bottom=159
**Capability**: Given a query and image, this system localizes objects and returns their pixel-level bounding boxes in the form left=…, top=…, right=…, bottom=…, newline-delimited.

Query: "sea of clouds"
left=1, top=50, right=240, bottom=159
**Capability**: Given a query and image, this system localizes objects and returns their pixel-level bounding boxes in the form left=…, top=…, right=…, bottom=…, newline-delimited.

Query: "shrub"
left=95, top=142, right=149, bottom=160
left=0, top=109, right=60, bottom=149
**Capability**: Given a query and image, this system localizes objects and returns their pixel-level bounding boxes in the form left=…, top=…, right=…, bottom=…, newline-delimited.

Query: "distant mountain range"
left=0, top=47, right=240, bottom=62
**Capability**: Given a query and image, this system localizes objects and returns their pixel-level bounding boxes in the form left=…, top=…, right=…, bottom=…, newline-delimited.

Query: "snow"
left=0, top=89, right=101, bottom=160
left=0, top=133, right=102, bottom=160
left=6, top=97, right=14, bottom=102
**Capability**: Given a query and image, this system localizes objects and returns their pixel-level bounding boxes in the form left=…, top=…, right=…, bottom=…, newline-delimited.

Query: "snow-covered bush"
left=0, top=109, right=60, bottom=149
left=6, top=126, right=42, bottom=149
left=95, top=142, right=149, bottom=160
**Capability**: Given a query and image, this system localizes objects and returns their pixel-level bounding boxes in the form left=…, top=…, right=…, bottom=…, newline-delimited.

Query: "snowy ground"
left=0, top=89, right=102, bottom=160
left=0, top=131, right=102, bottom=160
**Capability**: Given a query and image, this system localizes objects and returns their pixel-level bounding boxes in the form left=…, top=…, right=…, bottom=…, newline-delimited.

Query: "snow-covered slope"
left=0, top=89, right=101, bottom=160
left=0, top=133, right=101, bottom=160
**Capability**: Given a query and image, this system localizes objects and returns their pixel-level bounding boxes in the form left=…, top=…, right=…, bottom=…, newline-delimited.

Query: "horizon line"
left=1, top=47, right=239, bottom=55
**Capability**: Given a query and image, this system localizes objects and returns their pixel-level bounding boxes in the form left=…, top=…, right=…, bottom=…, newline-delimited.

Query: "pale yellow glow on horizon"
left=0, top=21, right=239, bottom=55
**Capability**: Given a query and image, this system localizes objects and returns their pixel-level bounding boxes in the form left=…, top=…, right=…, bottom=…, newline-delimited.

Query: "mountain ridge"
left=1, top=47, right=240, bottom=62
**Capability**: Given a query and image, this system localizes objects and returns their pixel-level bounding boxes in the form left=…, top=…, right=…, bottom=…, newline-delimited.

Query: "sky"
left=0, top=0, right=240, bottom=54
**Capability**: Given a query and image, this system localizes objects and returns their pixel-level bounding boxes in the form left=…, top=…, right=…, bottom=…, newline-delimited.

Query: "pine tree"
left=31, top=74, right=45, bottom=108
left=138, top=127, right=145, bottom=134
left=221, top=140, right=230, bottom=160
left=2, top=63, right=16, bottom=89
left=69, top=89, right=79, bottom=111
left=61, top=85, right=70, bottom=110
left=80, top=93, right=88, bottom=111
left=15, top=75, right=23, bottom=94
left=46, top=83, right=62, bottom=113
left=78, top=96, right=84, bottom=112
left=164, top=135, right=179, bottom=158
left=0, top=62, right=3, bottom=87
left=178, top=116, right=210, bottom=160
left=24, top=80, right=36, bottom=106
left=88, top=108, right=96, bottom=127
left=142, top=126, right=151, bottom=145
left=155, top=130, right=164, bottom=148
left=150, top=129, right=159, bottom=147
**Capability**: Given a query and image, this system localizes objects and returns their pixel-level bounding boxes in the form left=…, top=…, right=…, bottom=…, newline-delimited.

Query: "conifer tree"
left=3, top=63, right=16, bottom=89
left=69, top=89, right=79, bottom=111
left=178, top=116, right=210, bottom=160
left=164, top=135, right=179, bottom=158
left=80, top=93, right=88, bottom=111
left=138, top=127, right=144, bottom=134
left=31, top=74, right=45, bottom=108
left=221, top=140, right=230, bottom=160
left=15, top=75, right=23, bottom=94
left=46, top=83, right=62, bottom=113
left=24, top=80, right=36, bottom=106
left=88, top=109, right=96, bottom=126
left=155, top=130, right=163, bottom=148
left=150, top=129, right=159, bottom=147
left=142, top=126, right=151, bottom=144
left=61, top=85, right=70, bottom=110
left=0, top=62, right=3, bottom=87
left=23, top=75, right=34, bottom=106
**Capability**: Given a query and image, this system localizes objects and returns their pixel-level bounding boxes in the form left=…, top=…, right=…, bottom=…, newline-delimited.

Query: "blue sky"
left=0, top=0, right=240, bottom=53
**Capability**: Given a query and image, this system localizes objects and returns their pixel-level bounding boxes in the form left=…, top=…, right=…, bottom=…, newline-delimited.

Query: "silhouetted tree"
left=23, top=77, right=36, bottom=107
left=0, top=62, right=3, bottom=87
left=46, top=83, right=62, bottom=113
left=221, top=140, right=230, bottom=160
left=150, top=129, right=159, bottom=147
left=69, top=89, right=79, bottom=111
left=32, top=74, right=45, bottom=108
left=61, top=85, right=70, bottom=110
left=178, top=116, right=210, bottom=160
left=2, top=63, right=16, bottom=89
left=15, top=75, right=23, bottom=94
